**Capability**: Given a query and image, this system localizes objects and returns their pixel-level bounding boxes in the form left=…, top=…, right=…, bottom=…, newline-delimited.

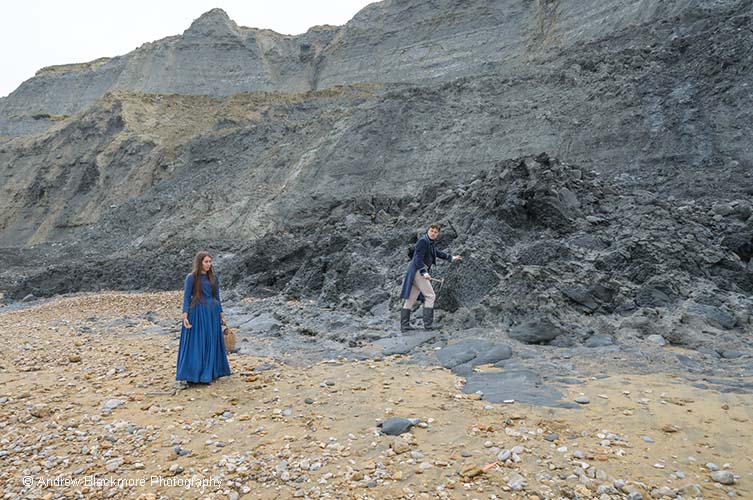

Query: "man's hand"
left=452, top=255, right=463, bottom=262
left=422, top=273, right=432, bottom=281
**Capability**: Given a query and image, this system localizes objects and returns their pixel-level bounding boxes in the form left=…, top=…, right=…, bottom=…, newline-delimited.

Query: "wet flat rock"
left=463, top=369, right=580, bottom=408
left=436, top=339, right=513, bottom=374
left=375, top=331, right=437, bottom=355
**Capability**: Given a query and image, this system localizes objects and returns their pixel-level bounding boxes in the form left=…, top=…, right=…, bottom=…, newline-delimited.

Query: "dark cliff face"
left=3, top=0, right=749, bottom=136
left=2, top=0, right=751, bottom=244
left=0, top=1, right=751, bottom=344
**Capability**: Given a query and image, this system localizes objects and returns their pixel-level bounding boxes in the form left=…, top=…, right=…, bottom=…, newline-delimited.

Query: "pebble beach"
left=0, top=292, right=750, bottom=499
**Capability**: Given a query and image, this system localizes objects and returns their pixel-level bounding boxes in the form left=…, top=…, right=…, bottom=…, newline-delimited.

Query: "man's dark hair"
left=428, top=223, right=441, bottom=231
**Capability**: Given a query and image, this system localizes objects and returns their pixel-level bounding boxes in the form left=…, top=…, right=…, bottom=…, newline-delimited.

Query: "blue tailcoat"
left=400, top=234, right=451, bottom=300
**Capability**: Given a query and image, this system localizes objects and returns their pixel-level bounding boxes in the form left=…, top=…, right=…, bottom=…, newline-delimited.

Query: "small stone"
left=622, top=484, right=643, bottom=500
left=103, top=399, right=123, bottom=410
left=173, top=446, right=190, bottom=456
left=575, top=396, right=590, bottom=404
left=678, top=484, right=702, bottom=497
left=574, top=485, right=591, bottom=497
left=105, top=458, right=124, bottom=471
left=544, top=433, right=558, bottom=442
left=560, top=487, right=575, bottom=498
left=275, top=461, right=289, bottom=473
left=651, top=486, right=676, bottom=499
left=642, top=436, right=654, bottom=443
left=598, top=485, right=618, bottom=495
left=507, top=472, right=527, bottom=490
left=304, top=398, right=314, bottom=404
left=391, top=439, right=411, bottom=454
left=647, top=334, right=667, bottom=346
left=460, top=464, right=483, bottom=479
left=379, top=417, right=419, bottom=436
left=30, top=403, right=52, bottom=418
left=497, top=450, right=511, bottom=461
left=69, top=354, right=82, bottom=363
left=710, top=470, right=736, bottom=485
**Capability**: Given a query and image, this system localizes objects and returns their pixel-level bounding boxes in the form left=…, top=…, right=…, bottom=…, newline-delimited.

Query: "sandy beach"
left=0, top=292, right=750, bottom=499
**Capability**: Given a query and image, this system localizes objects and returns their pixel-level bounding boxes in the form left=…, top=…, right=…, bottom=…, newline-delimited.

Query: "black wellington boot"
left=400, top=309, right=414, bottom=332
left=423, top=307, right=440, bottom=330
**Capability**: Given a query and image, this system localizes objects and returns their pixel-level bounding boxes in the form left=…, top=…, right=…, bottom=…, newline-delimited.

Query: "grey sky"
left=0, top=0, right=376, bottom=98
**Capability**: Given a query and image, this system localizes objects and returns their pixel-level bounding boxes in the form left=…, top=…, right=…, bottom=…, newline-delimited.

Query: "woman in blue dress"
left=176, top=251, right=231, bottom=384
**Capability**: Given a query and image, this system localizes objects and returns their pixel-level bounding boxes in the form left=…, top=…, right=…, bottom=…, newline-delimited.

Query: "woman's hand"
left=183, top=313, right=192, bottom=329
left=221, top=313, right=227, bottom=326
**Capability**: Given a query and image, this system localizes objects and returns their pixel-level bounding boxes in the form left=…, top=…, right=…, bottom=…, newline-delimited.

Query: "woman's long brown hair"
left=190, top=251, right=217, bottom=308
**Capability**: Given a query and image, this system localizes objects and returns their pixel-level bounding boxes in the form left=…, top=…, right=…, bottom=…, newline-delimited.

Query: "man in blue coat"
left=400, top=223, right=462, bottom=330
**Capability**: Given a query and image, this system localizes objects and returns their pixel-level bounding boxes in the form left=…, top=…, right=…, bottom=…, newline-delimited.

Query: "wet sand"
left=0, top=292, right=750, bottom=499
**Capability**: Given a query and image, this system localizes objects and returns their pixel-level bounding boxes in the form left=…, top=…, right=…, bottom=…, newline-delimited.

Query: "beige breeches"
left=402, top=272, right=436, bottom=309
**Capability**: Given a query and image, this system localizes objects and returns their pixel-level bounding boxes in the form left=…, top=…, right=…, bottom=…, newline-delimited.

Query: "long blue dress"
left=176, top=273, right=231, bottom=383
